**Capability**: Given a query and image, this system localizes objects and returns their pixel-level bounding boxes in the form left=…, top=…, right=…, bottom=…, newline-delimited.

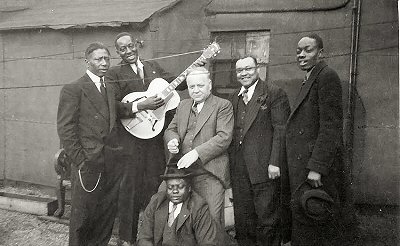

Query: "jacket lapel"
left=154, top=199, right=169, bottom=245
left=242, top=80, right=267, bottom=137
left=179, top=100, right=192, bottom=139
left=175, top=200, right=190, bottom=232
left=231, top=89, right=240, bottom=116
left=193, top=95, right=216, bottom=137
left=120, top=62, right=145, bottom=91
left=105, top=80, right=116, bottom=132
left=289, top=61, right=327, bottom=120
left=80, top=75, right=109, bottom=121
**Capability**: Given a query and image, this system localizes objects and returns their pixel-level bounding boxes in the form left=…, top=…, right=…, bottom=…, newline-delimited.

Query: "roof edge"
left=205, top=0, right=351, bottom=15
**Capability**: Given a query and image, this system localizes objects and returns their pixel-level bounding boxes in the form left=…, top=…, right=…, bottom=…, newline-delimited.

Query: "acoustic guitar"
left=121, top=42, right=221, bottom=139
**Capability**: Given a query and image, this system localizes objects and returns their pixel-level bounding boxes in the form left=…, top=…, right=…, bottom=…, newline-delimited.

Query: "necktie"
left=192, top=102, right=199, bottom=115
left=168, top=204, right=177, bottom=227
left=137, top=64, right=144, bottom=83
left=100, top=77, right=108, bottom=105
left=242, top=89, right=249, bottom=105
left=298, top=75, right=307, bottom=95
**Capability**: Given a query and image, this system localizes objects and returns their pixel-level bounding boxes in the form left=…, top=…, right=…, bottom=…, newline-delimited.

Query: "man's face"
left=187, top=72, right=212, bottom=103
left=116, top=35, right=139, bottom=64
left=86, top=48, right=110, bottom=77
left=236, top=57, right=259, bottom=88
left=296, top=37, right=323, bottom=71
left=166, top=178, right=191, bottom=204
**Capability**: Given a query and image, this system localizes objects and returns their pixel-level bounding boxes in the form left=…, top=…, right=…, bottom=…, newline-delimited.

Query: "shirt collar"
left=86, top=70, right=102, bottom=83
left=168, top=201, right=183, bottom=216
left=192, top=101, right=205, bottom=113
left=305, top=66, right=315, bottom=80
left=238, top=80, right=258, bottom=100
left=130, top=57, right=144, bottom=73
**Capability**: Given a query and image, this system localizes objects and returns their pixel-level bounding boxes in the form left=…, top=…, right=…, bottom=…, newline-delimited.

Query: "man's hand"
left=137, top=95, right=165, bottom=110
left=307, top=170, right=322, bottom=188
left=177, top=150, right=199, bottom=169
left=167, top=139, right=180, bottom=154
left=268, top=165, right=280, bottom=179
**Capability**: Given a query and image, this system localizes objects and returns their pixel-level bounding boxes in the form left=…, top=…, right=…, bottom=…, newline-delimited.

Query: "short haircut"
left=237, top=55, right=258, bottom=66
left=304, top=33, right=324, bottom=50
left=186, top=66, right=210, bottom=79
left=114, top=32, right=134, bottom=49
left=85, top=42, right=110, bottom=59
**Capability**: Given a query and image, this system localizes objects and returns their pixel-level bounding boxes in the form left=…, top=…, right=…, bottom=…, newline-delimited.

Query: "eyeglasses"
left=236, top=66, right=257, bottom=74
left=118, top=43, right=138, bottom=53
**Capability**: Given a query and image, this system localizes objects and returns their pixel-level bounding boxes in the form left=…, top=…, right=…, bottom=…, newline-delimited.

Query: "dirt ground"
left=0, top=206, right=398, bottom=246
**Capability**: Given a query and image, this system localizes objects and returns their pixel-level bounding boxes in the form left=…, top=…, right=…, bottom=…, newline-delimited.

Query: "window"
left=210, top=31, right=270, bottom=98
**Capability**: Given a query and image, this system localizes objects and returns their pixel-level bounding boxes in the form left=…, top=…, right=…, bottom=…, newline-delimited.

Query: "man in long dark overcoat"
left=283, top=33, right=344, bottom=245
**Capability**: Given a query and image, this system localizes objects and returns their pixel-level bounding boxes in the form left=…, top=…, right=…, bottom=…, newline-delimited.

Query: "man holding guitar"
left=106, top=32, right=174, bottom=246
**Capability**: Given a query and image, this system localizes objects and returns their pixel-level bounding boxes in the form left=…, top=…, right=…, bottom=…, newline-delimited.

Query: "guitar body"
left=120, top=42, right=220, bottom=139
left=121, top=78, right=180, bottom=139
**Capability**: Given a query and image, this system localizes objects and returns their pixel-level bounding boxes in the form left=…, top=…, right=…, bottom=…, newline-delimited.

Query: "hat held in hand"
left=160, top=154, right=193, bottom=180
left=300, top=182, right=335, bottom=221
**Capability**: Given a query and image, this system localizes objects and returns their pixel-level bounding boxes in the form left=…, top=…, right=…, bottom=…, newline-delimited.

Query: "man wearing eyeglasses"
left=229, top=55, right=290, bottom=246
left=106, top=32, right=175, bottom=246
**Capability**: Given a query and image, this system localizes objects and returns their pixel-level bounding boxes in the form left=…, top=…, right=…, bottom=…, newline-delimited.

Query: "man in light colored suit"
left=164, top=66, right=234, bottom=226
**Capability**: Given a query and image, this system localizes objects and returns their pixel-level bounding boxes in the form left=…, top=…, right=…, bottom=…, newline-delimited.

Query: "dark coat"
left=137, top=191, right=220, bottom=246
left=105, top=60, right=174, bottom=242
left=230, top=79, right=291, bottom=184
left=106, top=60, right=174, bottom=155
left=57, top=74, right=133, bottom=246
left=57, top=74, right=133, bottom=170
left=285, top=61, right=343, bottom=224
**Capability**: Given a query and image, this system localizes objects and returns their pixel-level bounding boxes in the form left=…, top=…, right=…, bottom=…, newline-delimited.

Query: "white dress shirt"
left=168, top=201, right=183, bottom=221
left=86, top=70, right=104, bottom=93
left=238, top=80, right=259, bottom=101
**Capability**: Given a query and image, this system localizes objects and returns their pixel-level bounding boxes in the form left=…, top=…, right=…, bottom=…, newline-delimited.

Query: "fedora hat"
left=160, top=154, right=193, bottom=180
left=301, top=187, right=334, bottom=221
left=292, top=181, right=335, bottom=223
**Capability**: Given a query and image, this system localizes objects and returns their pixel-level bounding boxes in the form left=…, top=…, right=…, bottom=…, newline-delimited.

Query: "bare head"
left=186, top=67, right=212, bottom=103
left=296, top=33, right=324, bottom=71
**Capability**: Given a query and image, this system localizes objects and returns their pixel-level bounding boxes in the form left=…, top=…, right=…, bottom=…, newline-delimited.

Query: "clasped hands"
left=167, top=139, right=198, bottom=169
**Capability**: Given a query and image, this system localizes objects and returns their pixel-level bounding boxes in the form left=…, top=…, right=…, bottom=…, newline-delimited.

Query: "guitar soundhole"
left=152, top=120, right=158, bottom=131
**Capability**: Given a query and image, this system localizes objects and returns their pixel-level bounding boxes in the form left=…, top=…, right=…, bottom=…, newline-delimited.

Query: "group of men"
left=57, top=32, right=345, bottom=246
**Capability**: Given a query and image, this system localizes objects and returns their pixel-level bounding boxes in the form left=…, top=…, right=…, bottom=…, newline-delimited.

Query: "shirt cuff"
left=131, top=102, right=138, bottom=113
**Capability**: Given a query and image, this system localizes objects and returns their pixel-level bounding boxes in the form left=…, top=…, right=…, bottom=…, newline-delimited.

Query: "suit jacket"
left=137, top=191, right=219, bottom=246
left=106, top=60, right=175, bottom=155
left=57, top=74, right=133, bottom=171
left=164, top=94, right=234, bottom=188
left=229, top=79, right=291, bottom=184
left=285, top=61, right=343, bottom=223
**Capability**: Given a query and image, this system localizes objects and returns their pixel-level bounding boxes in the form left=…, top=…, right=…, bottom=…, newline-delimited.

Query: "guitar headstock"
left=201, top=42, right=221, bottom=60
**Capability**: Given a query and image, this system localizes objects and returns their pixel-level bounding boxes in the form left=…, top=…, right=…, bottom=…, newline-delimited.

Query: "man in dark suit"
left=105, top=32, right=174, bottom=246
left=164, top=67, right=234, bottom=227
left=229, top=56, right=291, bottom=246
left=137, top=160, right=220, bottom=246
left=57, top=42, right=134, bottom=246
left=284, top=33, right=344, bottom=245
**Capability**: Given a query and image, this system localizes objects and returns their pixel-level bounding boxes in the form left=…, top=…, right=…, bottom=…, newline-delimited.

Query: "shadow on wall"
left=273, top=78, right=366, bottom=206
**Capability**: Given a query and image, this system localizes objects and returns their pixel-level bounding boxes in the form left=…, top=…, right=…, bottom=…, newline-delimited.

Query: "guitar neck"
left=159, top=55, right=205, bottom=98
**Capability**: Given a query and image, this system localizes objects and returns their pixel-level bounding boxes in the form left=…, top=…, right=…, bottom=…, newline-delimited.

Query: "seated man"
left=137, top=158, right=220, bottom=246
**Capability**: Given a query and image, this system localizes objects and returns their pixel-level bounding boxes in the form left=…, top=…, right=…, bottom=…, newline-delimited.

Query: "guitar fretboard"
left=160, top=55, right=205, bottom=98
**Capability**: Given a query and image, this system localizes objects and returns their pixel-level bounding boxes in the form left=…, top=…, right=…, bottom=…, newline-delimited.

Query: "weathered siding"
left=205, top=0, right=399, bottom=205
left=351, top=0, right=398, bottom=205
